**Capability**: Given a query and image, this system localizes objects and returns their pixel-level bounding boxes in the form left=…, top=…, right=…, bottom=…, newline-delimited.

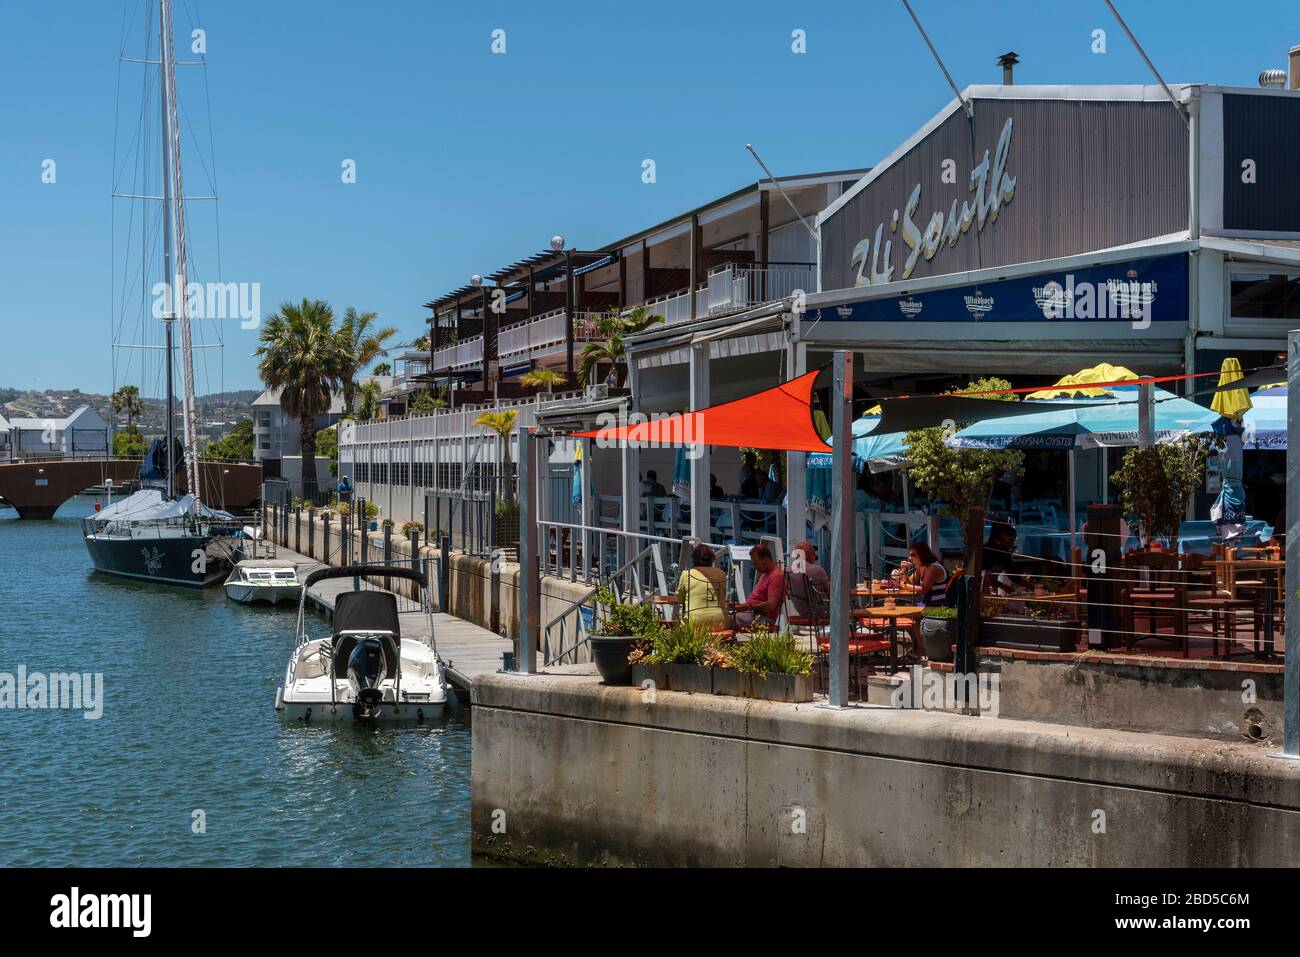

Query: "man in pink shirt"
left=732, top=544, right=785, bottom=628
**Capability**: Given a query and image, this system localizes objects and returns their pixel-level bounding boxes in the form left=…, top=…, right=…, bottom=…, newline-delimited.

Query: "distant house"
left=1, top=406, right=109, bottom=460
left=251, top=387, right=346, bottom=478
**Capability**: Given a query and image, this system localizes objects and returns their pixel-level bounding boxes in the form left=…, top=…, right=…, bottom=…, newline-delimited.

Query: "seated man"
left=982, top=521, right=1033, bottom=589
left=786, top=541, right=830, bottom=622
left=640, top=469, right=667, bottom=497
left=731, top=544, right=785, bottom=629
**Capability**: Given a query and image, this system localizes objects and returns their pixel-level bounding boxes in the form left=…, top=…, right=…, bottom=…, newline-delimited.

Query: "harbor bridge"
left=0, top=457, right=262, bottom=519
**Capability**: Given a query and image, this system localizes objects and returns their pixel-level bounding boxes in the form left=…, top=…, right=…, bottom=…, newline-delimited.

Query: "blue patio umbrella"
left=947, top=385, right=1219, bottom=560
left=571, top=445, right=583, bottom=506
left=944, top=386, right=1219, bottom=451
left=806, top=415, right=908, bottom=507
left=1242, top=384, right=1286, bottom=450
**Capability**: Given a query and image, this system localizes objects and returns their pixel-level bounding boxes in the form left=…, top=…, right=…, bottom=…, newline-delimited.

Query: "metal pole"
left=689, top=342, right=711, bottom=541
left=1068, top=448, right=1078, bottom=569
left=1278, top=329, right=1300, bottom=758
left=1138, top=381, right=1155, bottom=449
left=822, top=351, right=854, bottom=709
left=516, top=428, right=541, bottom=674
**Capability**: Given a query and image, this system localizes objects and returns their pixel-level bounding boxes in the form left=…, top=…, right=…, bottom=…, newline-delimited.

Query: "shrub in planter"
left=646, top=620, right=712, bottom=693
left=400, top=520, right=424, bottom=538
left=732, top=631, right=814, bottom=702
left=590, top=588, right=662, bottom=685
left=920, top=606, right=956, bottom=662
left=982, top=600, right=1083, bottom=652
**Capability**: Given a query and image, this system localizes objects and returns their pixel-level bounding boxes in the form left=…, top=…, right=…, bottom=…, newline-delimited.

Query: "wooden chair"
left=1120, top=550, right=1189, bottom=657
left=1184, top=554, right=1257, bottom=658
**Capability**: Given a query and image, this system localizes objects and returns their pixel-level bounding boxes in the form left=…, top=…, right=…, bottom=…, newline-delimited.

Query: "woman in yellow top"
left=675, top=544, right=729, bottom=629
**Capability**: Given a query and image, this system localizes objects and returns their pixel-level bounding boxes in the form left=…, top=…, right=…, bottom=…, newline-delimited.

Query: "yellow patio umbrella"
left=1209, top=357, right=1252, bottom=421
left=1025, top=362, right=1140, bottom=399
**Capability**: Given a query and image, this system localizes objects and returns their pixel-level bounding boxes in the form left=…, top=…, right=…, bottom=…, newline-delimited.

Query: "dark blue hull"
left=83, top=529, right=241, bottom=588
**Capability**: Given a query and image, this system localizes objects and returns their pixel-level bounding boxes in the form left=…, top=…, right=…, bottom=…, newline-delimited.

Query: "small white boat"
left=277, top=564, right=448, bottom=723
left=224, top=560, right=301, bottom=604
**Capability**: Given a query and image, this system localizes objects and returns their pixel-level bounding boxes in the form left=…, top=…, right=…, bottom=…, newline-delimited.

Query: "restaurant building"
left=619, top=63, right=1300, bottom=547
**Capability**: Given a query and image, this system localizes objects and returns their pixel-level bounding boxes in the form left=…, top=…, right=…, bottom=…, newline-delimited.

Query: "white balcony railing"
left=642, top=264, right=816, bottom=329
left=431, top=310, right=610, bottom=372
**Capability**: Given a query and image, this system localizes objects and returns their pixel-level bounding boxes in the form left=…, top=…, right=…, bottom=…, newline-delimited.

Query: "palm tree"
left=474, top=409, right=518, bottom=470
left=412, top=333, right=431, bottom=352
left=255, top=299, right=344, bottom=499
left=337, top=307, right=398, bottom=414
left=577, top=305, right=662, bottom=387
left=520, top=368, right=566, bottom=393
left=110, top=385, right=144, bottom=429
left=372, top=361, right=392, bottom=376
left=357, top=380, right=383, bottom=421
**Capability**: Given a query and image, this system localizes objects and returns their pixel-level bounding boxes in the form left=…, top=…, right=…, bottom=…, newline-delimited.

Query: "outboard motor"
left=347, top=637, right=389, bottom=720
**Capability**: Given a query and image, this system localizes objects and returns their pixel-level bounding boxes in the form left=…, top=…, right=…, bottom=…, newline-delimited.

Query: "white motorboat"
left=276, top=564, right=448, bottom=723
left=224, top=560, right=301, bottom=605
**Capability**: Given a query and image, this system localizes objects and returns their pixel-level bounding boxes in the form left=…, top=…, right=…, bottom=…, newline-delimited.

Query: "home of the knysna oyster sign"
left=850, top=118, right=1017, bottom=287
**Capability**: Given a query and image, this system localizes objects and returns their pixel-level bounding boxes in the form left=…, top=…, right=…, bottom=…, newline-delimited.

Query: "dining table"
left=1207, top=558, right=1285, bottom=660
left=851, top=603, right=924, bottom=672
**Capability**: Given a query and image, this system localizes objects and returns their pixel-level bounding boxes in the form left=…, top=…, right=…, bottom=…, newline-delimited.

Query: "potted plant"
left=731, top=631, right=814, bottom=702
left=980, top=594, right=1083, bottom=652
left=919, top=605, right=957, bottom=662
left=628, top=637, right=669, bottom=692
left=704, top=640, right=750, bottom=697
left=1111, top=435, right=1219, bottom=548
left=642, top=619, right=713, bottom=693
left=589, top=587, right=661, bottom=685
left=400, top=520, right=424, bottom=540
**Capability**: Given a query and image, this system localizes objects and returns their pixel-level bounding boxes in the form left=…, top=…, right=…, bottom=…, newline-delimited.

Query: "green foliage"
left=356, top=381, right=383, bottom=421
left=644, top=619, right=710, bottom=664
left=315, top=424, right=339, bottom=476
left=337, top=307, right=398, bottom=415
left=1111, top=435, right=1221, bottom=545
left=904, top=377, right=1024, bottom=525
left=372, top=362, right=391, bottom=376
left=921, top=605, right=958, bottom=620
left=593, top=587, right=663, bottom=640
left=494, top=497, right=519, bottom=520
left=400, top=521, right=424, bottom=536
left=577, top=305, right=663, bottom=387
left=113, top=424, right=146, bottom=457
left=731, top=631, right=813, bottom=677
left=206, top=418, right=254, bottom=461
left=255, top=298, right=345, bottom=488
left=520, top=368, right=566, bottom=392
left=110, top=385, right=144, bottom=427
left=409, top=390, right=446, bottom=414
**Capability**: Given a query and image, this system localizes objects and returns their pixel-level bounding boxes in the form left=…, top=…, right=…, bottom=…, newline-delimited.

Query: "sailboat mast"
left=158, top=1, right=176, bottom=500
left=158, top=0, right=201, bottom=505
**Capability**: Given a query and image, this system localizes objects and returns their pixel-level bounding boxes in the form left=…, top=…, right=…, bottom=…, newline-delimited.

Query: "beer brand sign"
left=851, top=118, right=1017, bottom=287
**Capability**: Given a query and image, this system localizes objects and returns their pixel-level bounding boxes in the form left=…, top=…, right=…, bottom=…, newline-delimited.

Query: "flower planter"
left=750, top=672, right=814, bottom=703
left=919, top=617, right=954, bottom=662
left=629, top=662, right=670, bottom=692
left=981, top=615, right=1083, bottom=653
left=711, top=668, right=754, bottom=698
left=666, top=663, right=713, bottom=695
left=590, top=636, right=638, bottom=685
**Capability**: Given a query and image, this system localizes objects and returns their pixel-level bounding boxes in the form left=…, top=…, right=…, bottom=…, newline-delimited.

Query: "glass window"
left=1230, top=270, right=1300, bottom=321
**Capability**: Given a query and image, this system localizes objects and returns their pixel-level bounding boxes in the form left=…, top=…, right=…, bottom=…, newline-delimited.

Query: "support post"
left=1138, top=381, right=1155, bottom=448
left=1280, top=330, right=1300, bottom=757
left=689, top=342, right=711, bottom=541
left=516, top=428, right=542, bottom=674
left=823, top=350, right=854, bottom=709
left=786, top=341, right=808, bottom=553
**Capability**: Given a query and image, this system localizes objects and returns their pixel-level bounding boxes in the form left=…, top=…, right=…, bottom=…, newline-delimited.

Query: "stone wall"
left=471, top=670, right=1300, bottom=867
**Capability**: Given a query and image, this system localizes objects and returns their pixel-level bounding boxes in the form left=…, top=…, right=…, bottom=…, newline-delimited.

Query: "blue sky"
left=1, top=0, right=1297, bottom=396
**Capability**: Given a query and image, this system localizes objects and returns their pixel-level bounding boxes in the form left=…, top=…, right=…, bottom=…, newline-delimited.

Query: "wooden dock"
left=270, top=545, right=519, bottom=693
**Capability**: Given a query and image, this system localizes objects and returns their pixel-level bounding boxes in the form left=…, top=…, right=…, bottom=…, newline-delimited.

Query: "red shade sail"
left=572, top=369, right=832, bottom=453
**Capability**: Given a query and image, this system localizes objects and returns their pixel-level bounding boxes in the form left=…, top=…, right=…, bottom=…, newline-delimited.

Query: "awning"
left=572, top=369, right=831, bottom=453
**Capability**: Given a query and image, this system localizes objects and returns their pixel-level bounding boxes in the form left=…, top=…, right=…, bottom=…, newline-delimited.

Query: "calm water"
left=0, top=499, right=473, bottom=867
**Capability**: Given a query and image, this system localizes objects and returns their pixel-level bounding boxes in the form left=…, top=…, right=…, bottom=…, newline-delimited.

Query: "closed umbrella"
left=1210, top=358, right=1252, bottom=530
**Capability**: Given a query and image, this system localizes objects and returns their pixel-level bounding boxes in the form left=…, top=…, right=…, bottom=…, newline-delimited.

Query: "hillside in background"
left=0, top=387, right=261, bottom=446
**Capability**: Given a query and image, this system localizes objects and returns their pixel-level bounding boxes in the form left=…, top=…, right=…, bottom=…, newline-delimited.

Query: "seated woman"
left=675, top=543, right=729, bottom=630
left=895, top=541, right=950, bottom=607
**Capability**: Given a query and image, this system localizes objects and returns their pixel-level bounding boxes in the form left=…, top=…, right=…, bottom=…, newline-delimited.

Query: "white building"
left=251, top=387, right=347, bottom=476
left=1, top=406, right=109, bottom=460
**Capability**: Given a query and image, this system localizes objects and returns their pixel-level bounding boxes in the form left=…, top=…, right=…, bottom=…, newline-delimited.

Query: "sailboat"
left=82, top=0, right=243, bottom=587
